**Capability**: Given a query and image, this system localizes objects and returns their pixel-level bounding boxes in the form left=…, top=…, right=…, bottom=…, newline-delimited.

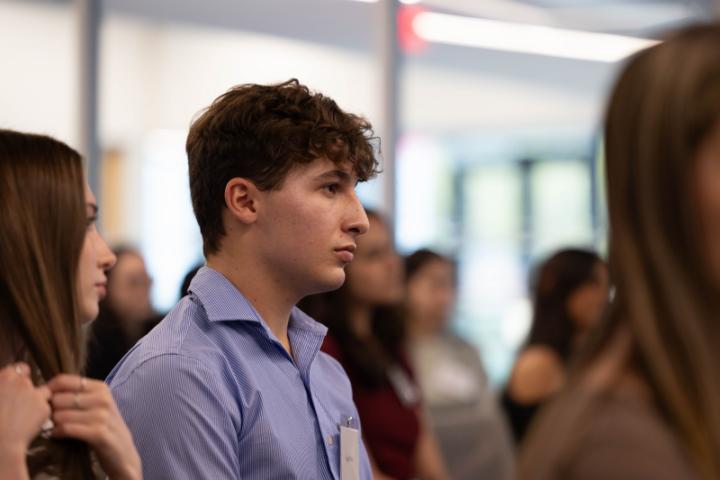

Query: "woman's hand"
left=0, top=363, right=51, bottom=478
left=48, top=374, right=142, bottom=480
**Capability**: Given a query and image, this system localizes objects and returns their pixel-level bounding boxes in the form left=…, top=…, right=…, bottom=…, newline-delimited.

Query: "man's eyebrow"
left=314, top=169, right=354, bottom=183
left=86, top=203, right=98, bottom=215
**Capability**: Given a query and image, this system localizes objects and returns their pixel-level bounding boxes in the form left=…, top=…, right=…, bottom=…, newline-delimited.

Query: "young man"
left=108, top=79, right=378, bottom=479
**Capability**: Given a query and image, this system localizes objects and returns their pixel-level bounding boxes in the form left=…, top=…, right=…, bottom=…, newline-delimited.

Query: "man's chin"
left=305, top=271, right=346, bottom=296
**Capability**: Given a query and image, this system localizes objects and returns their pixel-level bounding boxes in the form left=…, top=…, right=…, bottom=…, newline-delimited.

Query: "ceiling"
left=15, top=0, right=716, bottom=103
left=99, top=0, right=714, bottom=41
left=23, top=0, right=715, bottom=51
left=87, top=0, right=715, bottom=110
left=423, top=0, right=713, bottom=34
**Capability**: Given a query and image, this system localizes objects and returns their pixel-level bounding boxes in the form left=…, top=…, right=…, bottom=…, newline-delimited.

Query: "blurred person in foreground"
left=502, top=249, right=608, bottom=445
left=404, top=248, right=514, bottom=480
left=108, top=79, right=377, bottom=479
left=300, top=212, right=449, bottom=480
left=518, top=24, right=720, bottom=480
left=0, top=130, right=140, bottom=479
left=86, top=247, right=162, bottom=380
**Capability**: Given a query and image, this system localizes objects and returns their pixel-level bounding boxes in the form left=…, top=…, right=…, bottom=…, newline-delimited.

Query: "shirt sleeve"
left=110, top=353, right=241, bottom=480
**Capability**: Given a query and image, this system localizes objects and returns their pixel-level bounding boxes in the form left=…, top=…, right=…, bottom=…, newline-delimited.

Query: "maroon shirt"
left=322, top=335, right=421, bottom=480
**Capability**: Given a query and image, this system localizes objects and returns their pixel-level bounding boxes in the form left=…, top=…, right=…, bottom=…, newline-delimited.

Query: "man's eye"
left=86, top=215, right=98, bottom=227
left=324, top=184, right=339, bottom=194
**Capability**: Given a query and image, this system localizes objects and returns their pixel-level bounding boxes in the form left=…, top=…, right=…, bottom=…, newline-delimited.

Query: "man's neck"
left=206, top=253, right=295, bottom=355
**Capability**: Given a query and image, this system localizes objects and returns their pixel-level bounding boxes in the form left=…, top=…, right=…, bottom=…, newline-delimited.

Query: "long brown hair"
left=0, top=130, right=95, bottom=477
left=520, top=24, right=720, bottom=480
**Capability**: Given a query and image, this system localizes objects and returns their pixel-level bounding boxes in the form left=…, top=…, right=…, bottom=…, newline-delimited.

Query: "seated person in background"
left=502, top=249, right=608, bottom=444
left=519, top=24, right=720, bottom=480
left=86, top=246, right=162, bottom=380
left=300, top=211, right=449, bottom=480
left=404, top=249, right=515, bottom=480
left=0, top=129, right=140, bottom=479
left=108, top=79, right=377, bottom=479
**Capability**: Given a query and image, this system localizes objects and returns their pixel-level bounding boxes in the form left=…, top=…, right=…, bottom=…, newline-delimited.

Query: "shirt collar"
left=188, top=266, right=264, bottom=323
left=188, top=266, right=328, bottom=336
left=289, top=306, right=328, bottom=337
left=189, top=266, right=328, bottom=373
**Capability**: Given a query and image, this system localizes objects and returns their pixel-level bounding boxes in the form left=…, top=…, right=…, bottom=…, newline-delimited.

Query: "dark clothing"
left=322, top=335, right=421, bottom=480
left=501, top=389, right=542, bottom=444
left=85, top=306, right=161, bottom=380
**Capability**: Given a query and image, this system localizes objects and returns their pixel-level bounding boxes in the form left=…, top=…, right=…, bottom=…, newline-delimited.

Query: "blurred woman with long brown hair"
left=519, top=24, right=720, bottom=480
left=0, top=130, right=141, bottom=479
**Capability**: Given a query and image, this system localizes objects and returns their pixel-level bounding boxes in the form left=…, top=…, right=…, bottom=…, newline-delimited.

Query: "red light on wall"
left=398, top=5, right=427, bottom=54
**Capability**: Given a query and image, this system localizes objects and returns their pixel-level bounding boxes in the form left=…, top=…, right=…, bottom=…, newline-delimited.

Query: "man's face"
left=254, top=158, right=370, bottom=298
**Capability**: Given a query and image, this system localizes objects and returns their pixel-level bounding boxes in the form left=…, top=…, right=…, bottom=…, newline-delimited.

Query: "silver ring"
left=40, top=418, right=54, bottom=439
left=80, top=377, right=87, bottom=392
left=14, top=364, right=23, bottom=375
left=73, top=393, right=81, bottom=409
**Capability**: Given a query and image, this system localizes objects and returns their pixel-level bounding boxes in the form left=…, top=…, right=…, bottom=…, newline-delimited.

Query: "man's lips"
left=334, top=245, right=356, bottom=263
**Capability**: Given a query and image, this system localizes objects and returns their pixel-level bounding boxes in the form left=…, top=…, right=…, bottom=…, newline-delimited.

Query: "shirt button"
left=327, top=435, right=334, bottom=446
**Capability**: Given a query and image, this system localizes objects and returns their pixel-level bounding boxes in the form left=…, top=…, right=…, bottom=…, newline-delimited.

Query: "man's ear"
left=224, top=178, right=260, bottom=224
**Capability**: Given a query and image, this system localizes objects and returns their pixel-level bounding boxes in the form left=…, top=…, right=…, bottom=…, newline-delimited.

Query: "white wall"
left=100, top=14, right=382, bottom=142
left=0, top=1, right=79, bottom=146
left=401, top=62, right=603, bottom=134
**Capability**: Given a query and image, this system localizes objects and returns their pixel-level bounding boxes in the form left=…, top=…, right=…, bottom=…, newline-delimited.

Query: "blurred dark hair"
left=525, top=248, right=604, bottom=362
left=186, top=78, right=380, bottom=257
left=404, top=248, right=457, bottom=284
left=298, top=210, right=404, bottom=388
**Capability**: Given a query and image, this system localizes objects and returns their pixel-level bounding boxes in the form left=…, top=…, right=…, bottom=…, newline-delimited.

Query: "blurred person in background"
left=519, top=24, right=720, bottom=480
left=0, top=130, right=141, bottom=479
left=502, top=249, right=608, bottom=444
left=86, top=247, right=162, bottom=380
left=300, top=211, right=449, bottom=480
left=404, top=249, right=514, bottom=480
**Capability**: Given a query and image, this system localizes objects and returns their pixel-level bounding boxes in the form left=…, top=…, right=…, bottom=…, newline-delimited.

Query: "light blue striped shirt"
left=108, top=266, right=371, bottom=479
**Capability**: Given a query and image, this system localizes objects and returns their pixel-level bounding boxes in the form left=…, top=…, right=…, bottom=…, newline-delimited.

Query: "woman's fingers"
left=52, top=407, right=111, bottom=426
left=36, top=385, right=51, bottom=402
left=51, top=390, right=112, bottom=411
left=0, top=366, right=53, bottom=451
left=13, top=363, right=31, bottom=377
left=48, top=374, right=119, bottom=444
left=46, top=373, right=142, bottom=480
left=51, top=421, right=103, bottom=443
left=0, top=362, right=31, bottom=380
left=47, top=374, right=94, bottom=394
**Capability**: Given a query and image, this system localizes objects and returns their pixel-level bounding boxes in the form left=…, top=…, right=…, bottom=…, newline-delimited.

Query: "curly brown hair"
left=186, top=78, right=380, bottom=256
